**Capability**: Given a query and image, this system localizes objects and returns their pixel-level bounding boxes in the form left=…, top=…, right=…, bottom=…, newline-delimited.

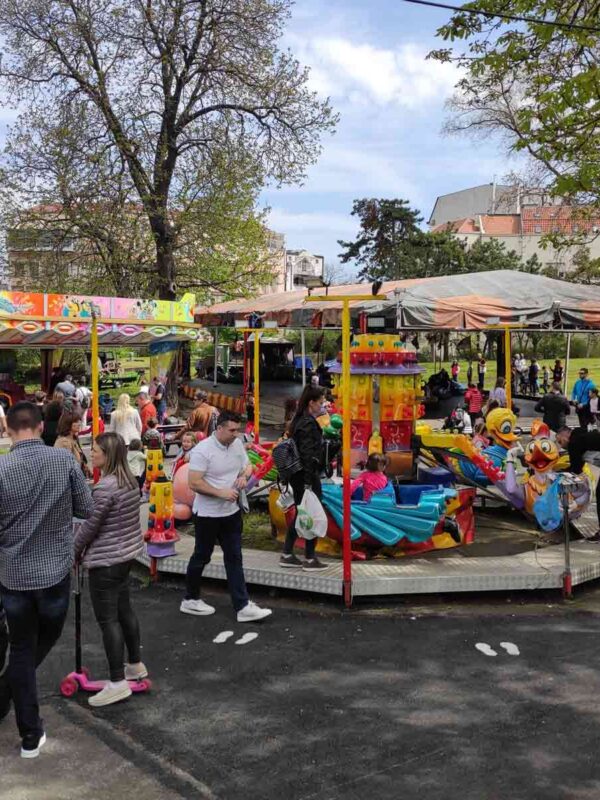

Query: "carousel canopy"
left=0, top=290, right=198, bottom=348
left=195, top=271, right=600, bottom=331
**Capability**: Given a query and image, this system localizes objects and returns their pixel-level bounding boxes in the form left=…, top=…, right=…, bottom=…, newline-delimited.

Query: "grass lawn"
left=419, top=357, right=600, bottom=395
left=242, top=510, right=279, bottom=551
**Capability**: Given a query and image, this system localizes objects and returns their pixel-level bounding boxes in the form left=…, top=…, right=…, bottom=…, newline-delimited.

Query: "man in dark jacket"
left=535, top=382, right=571, bottom=432
left=556, top=426, right=600, bottom=537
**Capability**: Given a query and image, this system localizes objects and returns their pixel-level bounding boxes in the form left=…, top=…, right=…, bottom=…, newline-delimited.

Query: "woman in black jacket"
left=280, top=386, right=328, bottom=571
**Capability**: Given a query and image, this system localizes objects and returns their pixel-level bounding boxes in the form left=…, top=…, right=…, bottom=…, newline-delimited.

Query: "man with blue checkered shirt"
left=0, top=402, right=93, bottom=758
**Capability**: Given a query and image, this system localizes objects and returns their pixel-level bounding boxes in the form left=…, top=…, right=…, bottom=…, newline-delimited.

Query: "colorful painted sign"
left=0, top=290, right=195, bottom=324
left=0, top=291, right=44, bottom=316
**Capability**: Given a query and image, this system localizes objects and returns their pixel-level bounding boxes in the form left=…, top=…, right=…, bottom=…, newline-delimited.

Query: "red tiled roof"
left=521, top=206, right=600, bottom=235
left=431, top=215, right=521, bottom=235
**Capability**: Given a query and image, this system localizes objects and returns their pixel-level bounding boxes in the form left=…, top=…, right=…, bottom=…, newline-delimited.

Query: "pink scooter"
left=60, top=565, right=152, bottom=698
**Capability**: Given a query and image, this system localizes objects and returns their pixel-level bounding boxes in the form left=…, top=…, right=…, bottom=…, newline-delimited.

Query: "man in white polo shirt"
left=180, top=410, right=272, bottom=622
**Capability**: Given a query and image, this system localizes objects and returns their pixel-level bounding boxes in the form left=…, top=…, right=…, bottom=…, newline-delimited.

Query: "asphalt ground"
left=3, top=575, right=600, bottom=800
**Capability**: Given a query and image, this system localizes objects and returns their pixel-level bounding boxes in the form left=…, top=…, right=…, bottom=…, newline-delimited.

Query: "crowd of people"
left=448, top=355, right=564, bottom=397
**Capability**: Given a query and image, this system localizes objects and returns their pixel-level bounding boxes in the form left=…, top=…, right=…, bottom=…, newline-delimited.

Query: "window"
left=533, top=210, right=541, bottom=218
left=534, top=225, right=542, bottom=233
left=573, top=225, right=580, bottom=233
left=29, top=263, right=39, bottom=280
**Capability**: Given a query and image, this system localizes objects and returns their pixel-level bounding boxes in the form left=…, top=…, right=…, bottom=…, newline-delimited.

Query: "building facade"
left=284, top=249, right=324, bottom=291
left=429, top=187, right=600, bottom=276
left=428, top=183, right=561, bottom=228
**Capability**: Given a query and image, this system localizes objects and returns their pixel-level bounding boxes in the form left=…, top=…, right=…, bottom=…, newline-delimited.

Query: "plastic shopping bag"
left=296, top=489, right=328, bottom=540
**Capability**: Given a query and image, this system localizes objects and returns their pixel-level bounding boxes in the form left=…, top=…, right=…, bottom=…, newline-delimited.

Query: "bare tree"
left=0, top=0, right=337, bottom=299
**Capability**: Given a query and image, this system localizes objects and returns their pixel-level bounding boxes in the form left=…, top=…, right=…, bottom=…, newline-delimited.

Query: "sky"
left=263, top=0, right=517, bottom=273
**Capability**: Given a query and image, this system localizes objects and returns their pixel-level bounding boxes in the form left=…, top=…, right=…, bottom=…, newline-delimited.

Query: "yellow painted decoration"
left=368, top=429, right=383, bottom=455
left=146, top=449, right=166, bottom=484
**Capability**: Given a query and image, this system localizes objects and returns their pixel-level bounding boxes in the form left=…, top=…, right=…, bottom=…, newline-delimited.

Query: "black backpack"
left=272, top=437, right=302, bottom=482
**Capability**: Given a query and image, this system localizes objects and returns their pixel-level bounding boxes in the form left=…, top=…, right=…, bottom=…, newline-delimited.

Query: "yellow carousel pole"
left=90, top=312, right=100, bottom=483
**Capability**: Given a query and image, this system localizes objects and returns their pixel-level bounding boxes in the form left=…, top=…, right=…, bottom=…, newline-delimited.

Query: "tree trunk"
left=151, top=214, right=177, bottom=300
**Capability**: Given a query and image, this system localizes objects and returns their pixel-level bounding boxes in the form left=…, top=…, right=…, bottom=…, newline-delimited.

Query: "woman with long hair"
left=54, top=411, right=91, bottom=477
left=74, top=433, right=147, bottom=707
left=42, top=390, right=65, bottom=447
left=279, top=385, right=328, bottom=571
left=108, top=393, right=142, bottom=446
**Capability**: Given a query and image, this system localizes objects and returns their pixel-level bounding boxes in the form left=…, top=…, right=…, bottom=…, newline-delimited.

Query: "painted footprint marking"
left=475, top=643, right=498, bottom=657
left=500, top=641, right=520, bottom=656
left=213, top=631, right=234, bottom=644
left=235, top=632, right=259, bottom=645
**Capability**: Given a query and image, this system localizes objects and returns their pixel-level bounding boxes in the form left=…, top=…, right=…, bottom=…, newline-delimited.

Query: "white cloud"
left=293, top=36, right=460, bottom=109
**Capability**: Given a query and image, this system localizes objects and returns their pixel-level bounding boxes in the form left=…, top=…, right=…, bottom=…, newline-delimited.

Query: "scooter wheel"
left=60, top=676, right=79, bottom=697
left=140, top=679, right=152, bottom=691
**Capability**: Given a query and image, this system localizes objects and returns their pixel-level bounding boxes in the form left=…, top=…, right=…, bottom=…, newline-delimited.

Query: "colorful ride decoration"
left=145, top=449, right=165, bottom=485
left=145, top=478, right=179, bottom=578
left=0, top=290, right=198, bottom=347
left=327, top=334, right=424, bottom=474
left=503, top=420, right=591, bottom=531
left=419, top=407, right=518, bottom=487
left=268, top=482, right=475, bottom=559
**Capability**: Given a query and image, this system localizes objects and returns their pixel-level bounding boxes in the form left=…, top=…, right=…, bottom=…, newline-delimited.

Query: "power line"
left=401, top=0, right=600, bottom=34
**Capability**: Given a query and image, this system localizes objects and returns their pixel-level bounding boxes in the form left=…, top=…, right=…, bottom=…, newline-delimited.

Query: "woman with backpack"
left=279, top=385, right=328, bottom=571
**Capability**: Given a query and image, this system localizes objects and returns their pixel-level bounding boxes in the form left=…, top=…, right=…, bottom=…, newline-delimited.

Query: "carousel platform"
left=137, top=505, right=600, bottom=599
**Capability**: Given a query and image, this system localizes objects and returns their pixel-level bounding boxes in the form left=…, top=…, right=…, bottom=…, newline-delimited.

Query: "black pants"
left=88, top=561, right=141, bottom=682
left=0, top=573, right=70, bottom=738
left=577, top=406, right=593, bottom=429
left=0, top=599, right=9, bottom=720
left=185, top=512, right=249, bottom=612
left=284, top=474, right=322, bottom=560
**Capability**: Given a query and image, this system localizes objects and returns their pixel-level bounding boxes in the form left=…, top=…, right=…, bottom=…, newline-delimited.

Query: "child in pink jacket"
left=351, top=453, right=389, bottom=501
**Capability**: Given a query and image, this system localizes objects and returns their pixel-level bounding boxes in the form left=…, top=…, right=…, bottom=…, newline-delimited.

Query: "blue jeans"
left=185, top=512, right=249, bottom=612
left=0, top=573, right=70, bottom=738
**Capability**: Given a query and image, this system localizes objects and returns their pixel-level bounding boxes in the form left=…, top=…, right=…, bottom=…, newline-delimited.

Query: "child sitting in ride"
left=171, top=431, right=198, bottom=478
left=351, top=453, right=389, bottom=501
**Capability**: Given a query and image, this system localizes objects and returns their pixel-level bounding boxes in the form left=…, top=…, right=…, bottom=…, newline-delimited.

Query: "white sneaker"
left=237, top=601, right=272, bottom=623
left=180, top=598, right=216, bottom=616
left=88, top=681, right=132, bottom=707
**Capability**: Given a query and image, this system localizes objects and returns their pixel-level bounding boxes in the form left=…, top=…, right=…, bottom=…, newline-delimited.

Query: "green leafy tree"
left=430, top=1, right=600, bottom=218
left=0, top=0, right=337, bottom=299
left=337, top=199, right=423, bottom=281
left=338, top=197, right=540, bottom=281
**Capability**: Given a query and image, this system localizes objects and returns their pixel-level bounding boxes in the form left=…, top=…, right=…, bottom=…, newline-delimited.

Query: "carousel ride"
left=171, top=332, right=591, bottom=561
